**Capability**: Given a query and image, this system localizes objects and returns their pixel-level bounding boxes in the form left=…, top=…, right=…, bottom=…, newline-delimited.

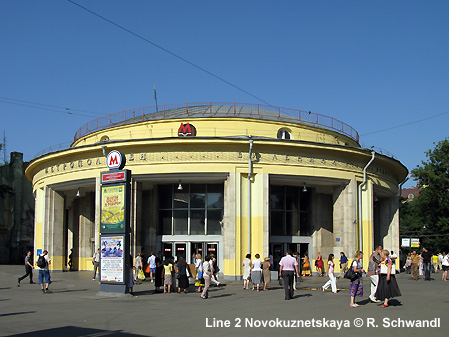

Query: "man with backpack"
left=36, top=250, right=51, bottom=293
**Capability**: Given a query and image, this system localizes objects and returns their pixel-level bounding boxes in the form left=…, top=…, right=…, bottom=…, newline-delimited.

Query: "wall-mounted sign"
left=106, top=150, right=126, bottom=170
left=178, top=123, right=197, bottom=137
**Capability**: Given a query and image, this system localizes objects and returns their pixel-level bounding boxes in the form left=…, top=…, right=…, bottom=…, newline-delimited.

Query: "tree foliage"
left=403, top=139, right=449, bottom=253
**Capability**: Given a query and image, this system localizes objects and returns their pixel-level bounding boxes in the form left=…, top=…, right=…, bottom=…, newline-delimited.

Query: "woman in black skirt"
left=375, top=250, right=401, bottom=307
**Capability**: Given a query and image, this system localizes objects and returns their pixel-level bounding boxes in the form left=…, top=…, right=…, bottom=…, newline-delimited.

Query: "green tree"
left=409, top=138, right=449, bottom=253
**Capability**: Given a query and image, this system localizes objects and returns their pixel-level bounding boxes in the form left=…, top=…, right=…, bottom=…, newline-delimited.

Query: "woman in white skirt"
left=322, top=254, right=337, bottom=293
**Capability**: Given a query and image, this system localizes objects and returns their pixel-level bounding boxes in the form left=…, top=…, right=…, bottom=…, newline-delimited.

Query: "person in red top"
left=279, top=250, right=299, bottom=300
left=316, top=252, right=324, bottom=276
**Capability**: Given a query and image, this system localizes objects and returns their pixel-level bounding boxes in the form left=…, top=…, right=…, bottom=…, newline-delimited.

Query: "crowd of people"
left=16, top=247, right=449, bottom=303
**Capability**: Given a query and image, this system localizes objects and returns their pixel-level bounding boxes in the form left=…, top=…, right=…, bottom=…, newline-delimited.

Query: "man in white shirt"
left=147, top=252, right=156, bottom=282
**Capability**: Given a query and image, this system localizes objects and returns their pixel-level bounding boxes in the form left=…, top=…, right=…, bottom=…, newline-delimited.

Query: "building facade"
left=25, top=103, right=408, bottom=278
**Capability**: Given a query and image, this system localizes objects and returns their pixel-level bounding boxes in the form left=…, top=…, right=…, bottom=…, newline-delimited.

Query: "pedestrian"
left=134, top=253, right=143, bottom=282
left=368, top=246, right=382, bottom=303
left=262, top=257, right=271, bottom=291
left=441, top=252, right=448, bottom=281
left=195, top=253, right=205, bottom=292
left=251, top=254, right=262, bottom=291
left=322, top=254, right=337, bottom=293
left=432, top=253, right=438, bottom=273
left=210, top=254, right=220, bottom=286
left=201, top=255, right=212, bottom=299
left=154, top=251, right=163, bottom=292
left=421, top=247, right=432, bottom=281
left=437, top=252, right=443, bottom=273
left=410, top=251, right=420, bottom=280
left=36, top=250, right=51, bottom=294
left=92, top=248, right=100, bottom=281
left=301, top=254, right=311, bottom=277
left=375, top=250, right=401, bottom=308
left=418, top=253, right=424, bottom=276
left=316, top=252, right=323, bottom=276
left=279, top=250, right=299, bottom=300
left=349, top=250, right=366, bottom=308
left=404, top=253, right=411, bottom=274
left=18, top=251, right=35, bottom=286
left=162, top=258, right=173, bottom=293
left=294, top=252, right=303, bottom=285
left=176, top=256, right=190, bottom=293
left=147, top=251, right=156, bottom=282
left=242, top=254, right=251, bottom=290
left=128, top=254, right=135, bottom=296
left=337, top=252, right=348, bottom=279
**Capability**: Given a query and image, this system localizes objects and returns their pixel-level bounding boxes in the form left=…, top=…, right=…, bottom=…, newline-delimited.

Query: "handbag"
left=344, top=260, right=360, bottom=281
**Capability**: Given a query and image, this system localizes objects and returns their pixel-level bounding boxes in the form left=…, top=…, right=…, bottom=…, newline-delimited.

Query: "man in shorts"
left=36, top=250, right=51, bottom=293
left=147, top=252, right=156, bottom=282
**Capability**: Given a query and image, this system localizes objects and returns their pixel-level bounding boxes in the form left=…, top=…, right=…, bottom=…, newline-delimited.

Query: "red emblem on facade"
left=178, top=123, right=197, bottom=137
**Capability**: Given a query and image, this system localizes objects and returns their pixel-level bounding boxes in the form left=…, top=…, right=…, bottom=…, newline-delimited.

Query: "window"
left=158, top=184, right=224, bottom=235
left=277, top=129, right=291, bottom=140
left=269, top=185, right=312, bottom=236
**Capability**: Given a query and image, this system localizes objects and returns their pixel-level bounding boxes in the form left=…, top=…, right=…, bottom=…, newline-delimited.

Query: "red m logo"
left=108, top=155, right=119, bottom=166
left=178, top=123, right=197, bottom=137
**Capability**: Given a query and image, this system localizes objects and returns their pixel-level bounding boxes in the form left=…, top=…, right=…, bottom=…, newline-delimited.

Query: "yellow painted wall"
left=361, top=181, right=374, bottom=271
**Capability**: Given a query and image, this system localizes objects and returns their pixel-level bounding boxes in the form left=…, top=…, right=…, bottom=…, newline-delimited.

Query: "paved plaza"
left=0, top=265, right=447, bottom=337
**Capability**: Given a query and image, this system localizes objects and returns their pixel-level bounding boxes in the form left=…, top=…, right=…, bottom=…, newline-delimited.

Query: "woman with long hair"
left=242, top=254, right=251, bottom=290
left=442, top=252, right=449, bottom=281
left=322, top=254, right=337, bottom=293
left=349, top=251, right=366, bottom=308
left=176, top=256, right=190, bottom=293
left=375, top=250, right=401, bottom=307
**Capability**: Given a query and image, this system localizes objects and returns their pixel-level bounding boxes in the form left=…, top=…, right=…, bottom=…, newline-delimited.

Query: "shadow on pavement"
left=0, top=311, right=36, bottom=317
left=8, top=326, right=151, bottom=337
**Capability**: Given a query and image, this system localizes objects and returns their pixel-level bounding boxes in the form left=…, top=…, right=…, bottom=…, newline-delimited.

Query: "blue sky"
left=1, top=1, right=448, bottom=188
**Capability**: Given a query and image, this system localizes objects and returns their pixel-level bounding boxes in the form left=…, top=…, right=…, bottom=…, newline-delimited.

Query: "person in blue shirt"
left=337, top=252, right=349, bottom=279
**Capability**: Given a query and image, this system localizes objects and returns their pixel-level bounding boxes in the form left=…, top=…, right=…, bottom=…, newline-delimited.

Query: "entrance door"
left=162, top=243, right=173, bottom=261
left=270, top=243, right=284, bottom=271
left=206, top=243, right=218, bottom=260
left=190, top=242, right=204, bottom=263
left=175, top=243, right=187, bottom=261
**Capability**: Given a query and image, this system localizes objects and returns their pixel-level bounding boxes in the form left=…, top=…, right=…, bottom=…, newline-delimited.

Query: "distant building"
left=0, top=152, right=34, bottom=264
left=401, top=186, right=419, bottom=202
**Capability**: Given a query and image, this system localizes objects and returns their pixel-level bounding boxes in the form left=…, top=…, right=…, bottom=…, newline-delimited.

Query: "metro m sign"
left=106, top=150, right=126, bottom=170
left=178, top=123, right=197, bottom=137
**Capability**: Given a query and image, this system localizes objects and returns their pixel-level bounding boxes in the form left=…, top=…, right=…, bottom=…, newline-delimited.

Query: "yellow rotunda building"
left=26, top=103, right=407, bottom=278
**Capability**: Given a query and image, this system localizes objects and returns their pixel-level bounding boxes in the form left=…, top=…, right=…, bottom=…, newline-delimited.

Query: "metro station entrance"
left=161, top=241, right=219, bottom=266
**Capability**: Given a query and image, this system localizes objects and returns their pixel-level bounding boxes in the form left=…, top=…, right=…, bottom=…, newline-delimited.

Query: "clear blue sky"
left=1, top=1, right=448, bottom=188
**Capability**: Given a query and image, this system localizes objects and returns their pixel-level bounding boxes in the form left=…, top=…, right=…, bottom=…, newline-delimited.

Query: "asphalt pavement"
left=0, top=265, right=447, bottom=337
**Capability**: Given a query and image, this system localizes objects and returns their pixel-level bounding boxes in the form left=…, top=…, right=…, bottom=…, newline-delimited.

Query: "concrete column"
left=262, top=173, right=269, bottom=261
left=312, top=190, right=333, bottom=268
left=131, top=181, right=142, bottom=257
left=33, top=187, right=45, bottom=260
left=223, top=173, right=236, bottom=280
left=379, top=196, right=400, bottom=257
left=43, top=187, right=65, bottom=271
left=361, top=180, right=374, bottom=270
left=332, top=180, right=357, bottom=268
left=78, top=193, right=94, bottom=271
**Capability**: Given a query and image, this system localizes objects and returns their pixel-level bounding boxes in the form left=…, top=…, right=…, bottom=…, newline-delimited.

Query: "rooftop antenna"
left=154, top=84, right=159, bottom=113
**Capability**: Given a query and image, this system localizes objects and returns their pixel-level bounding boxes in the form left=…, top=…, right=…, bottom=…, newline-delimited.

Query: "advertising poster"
left=100, top=236, right=124, bottom=283
left=101, top=184, right=125, bottom=233
left=411, top=238, right=420, bottom=248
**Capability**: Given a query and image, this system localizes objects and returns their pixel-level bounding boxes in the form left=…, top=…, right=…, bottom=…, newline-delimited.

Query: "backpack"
left=37, top=255, right=47, bottom=268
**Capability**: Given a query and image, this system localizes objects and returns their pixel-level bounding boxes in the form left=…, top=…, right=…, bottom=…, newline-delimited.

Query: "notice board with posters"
left=100, top=235, right=125, bottom=283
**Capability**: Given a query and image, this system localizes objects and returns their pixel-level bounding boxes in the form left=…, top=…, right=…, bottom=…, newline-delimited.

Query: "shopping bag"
left=138, top=268, right=146, bottom=280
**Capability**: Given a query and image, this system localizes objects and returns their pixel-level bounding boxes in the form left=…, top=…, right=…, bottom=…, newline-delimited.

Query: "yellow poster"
left=101, top=185, right=125, bottom=232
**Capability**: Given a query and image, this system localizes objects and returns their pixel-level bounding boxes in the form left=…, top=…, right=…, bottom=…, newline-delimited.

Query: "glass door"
left=162, top=242, right=173, bottom=262
left=175, top=243, right=187, bottom=261
left=190, top=242, right=204, bottom=263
